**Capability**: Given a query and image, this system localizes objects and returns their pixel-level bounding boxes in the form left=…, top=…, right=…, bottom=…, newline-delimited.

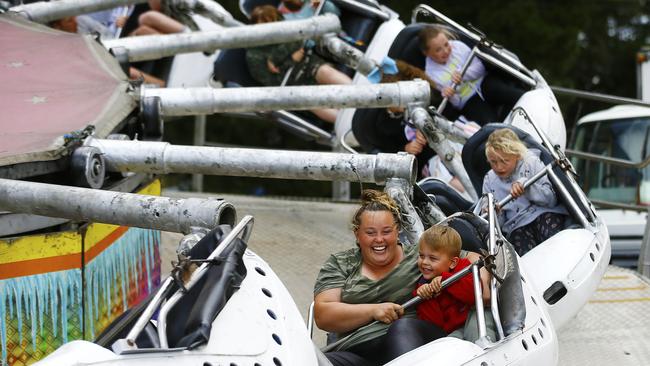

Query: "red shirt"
left=413, top=258, right=475, bottom=333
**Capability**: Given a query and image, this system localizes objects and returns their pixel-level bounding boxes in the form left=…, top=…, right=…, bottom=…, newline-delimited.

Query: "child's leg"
left=533, top=212, right=565, bottom=242
left=481, top=73, right=526, bottom=107
left=311, top=108, right=338, bottom=124
left=138, top=11, right=185, bottom=34
left=461, top=95, right=498, bottom=125
left=507, top=224, right=537, bottom=256
left=315, top=64, right=352, bottom=85
left=459, top=309, right=497, bottom=342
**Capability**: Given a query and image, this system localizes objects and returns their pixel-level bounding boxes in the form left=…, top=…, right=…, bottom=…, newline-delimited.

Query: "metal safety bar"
left=510, top=107, right=596, bottom=224
left=112, top=276, right=175, bottom=352
left=322, top=257, right=485, bottom=353
left=437, top=47, right=478, bottom=114
left=486, top=193, right=505, bottom=340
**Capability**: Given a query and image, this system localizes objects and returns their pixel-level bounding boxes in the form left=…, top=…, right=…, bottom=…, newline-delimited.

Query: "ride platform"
left=161, top=191, right=650, bottom=366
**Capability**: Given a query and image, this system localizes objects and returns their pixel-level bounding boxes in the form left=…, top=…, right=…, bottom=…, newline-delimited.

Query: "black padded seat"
left=418, top=178, right=472, bottom=216
left=165, top=225, right=248, bottom=349
left=212, top=48, right=259, bottom=87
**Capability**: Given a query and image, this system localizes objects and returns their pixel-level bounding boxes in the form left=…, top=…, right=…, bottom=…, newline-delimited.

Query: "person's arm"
left=450, top=252, right=492, bottom=306
left=520, top=154, right=557, bottom=207
left=483, top=173, right=507, bottom=222
left=442, top=265, right=475, bottom=305
left=314, top=288, right=404, bottom=333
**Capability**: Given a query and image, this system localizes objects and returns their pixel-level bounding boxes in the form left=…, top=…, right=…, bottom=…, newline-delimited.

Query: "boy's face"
left=417, top=244, right=458, bottom=280
left=425, top=33, right=451, bottom=64
left=487, top=149, right=519, bottom=179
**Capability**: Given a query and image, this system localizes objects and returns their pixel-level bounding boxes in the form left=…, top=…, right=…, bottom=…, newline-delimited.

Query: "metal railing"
left=563, top=149, right=650, bottom=275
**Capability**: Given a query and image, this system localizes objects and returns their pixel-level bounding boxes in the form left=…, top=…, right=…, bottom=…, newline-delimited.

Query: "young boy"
left=482, top=128, right=567, bottom=256
left=414, top=225, right=475, bottom=334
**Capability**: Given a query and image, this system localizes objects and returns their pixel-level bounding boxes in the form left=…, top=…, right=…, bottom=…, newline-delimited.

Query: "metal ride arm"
left=103, top=14, right=341, bottom=62
left=85, top=138, right=416, bottom=185
left=0, top=178, right=234, bottom=234
left=321, top=257, right=486, bottom=353
left=410, top=106, right=478, bottom=200
left=385, top=178, right=424, bottom=246
left=319, top=34, right=377, bottom=76
left=141, top=80, right=431, bottom=116
left=10, top=0, right=146, bottom=23
left=427, top=109, right=473, bottom=143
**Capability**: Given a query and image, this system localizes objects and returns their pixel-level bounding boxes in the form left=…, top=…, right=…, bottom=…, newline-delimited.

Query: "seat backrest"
left=418, top=178, right=473, bottom=216
left=438, top=212, right=489, bottom=253
left=213, top=48, right=260, bottom=87
left=387, top=23, right=427, bottom=69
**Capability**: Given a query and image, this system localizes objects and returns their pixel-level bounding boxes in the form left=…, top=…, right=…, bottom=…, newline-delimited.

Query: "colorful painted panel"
left=83, top=225, right=161, bottom=340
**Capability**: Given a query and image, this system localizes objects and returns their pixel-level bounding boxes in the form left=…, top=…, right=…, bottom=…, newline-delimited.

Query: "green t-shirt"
left=313, top=244, right=421, bottom=351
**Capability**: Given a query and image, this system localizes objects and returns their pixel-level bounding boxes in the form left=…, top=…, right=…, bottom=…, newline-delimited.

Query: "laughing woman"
left=313, top=190, right=447, bottom=366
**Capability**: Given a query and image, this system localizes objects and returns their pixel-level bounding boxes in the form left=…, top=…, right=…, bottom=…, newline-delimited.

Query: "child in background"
left=482, top=128, right=567, bottom=255
left=418, top=25, right=524, bottom=125
left=414, top=225, right=475, bottom=334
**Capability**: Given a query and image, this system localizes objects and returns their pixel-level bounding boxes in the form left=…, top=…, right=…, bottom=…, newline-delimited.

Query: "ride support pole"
left=103, top=14, right=341, bottom=62
left=10, top=0, right=147, bottom=23
left=0, top=178, right=235, bottom=234
left=84, top=138, right=417, bottom=185
left=410, top=106, right=478, bottom=200
left=141, top=80, right=431, bottom=116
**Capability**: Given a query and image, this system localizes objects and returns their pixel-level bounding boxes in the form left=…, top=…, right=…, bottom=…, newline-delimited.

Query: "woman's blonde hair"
left=418, top=225, right=462, bottom=257
left=351, top=190, right=401, bottom=232
left=485, top=128, right=527, bottom=159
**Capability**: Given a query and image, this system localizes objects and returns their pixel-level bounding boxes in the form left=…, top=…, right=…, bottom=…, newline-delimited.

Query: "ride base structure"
left=0, top=180, right=161, bottom=365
